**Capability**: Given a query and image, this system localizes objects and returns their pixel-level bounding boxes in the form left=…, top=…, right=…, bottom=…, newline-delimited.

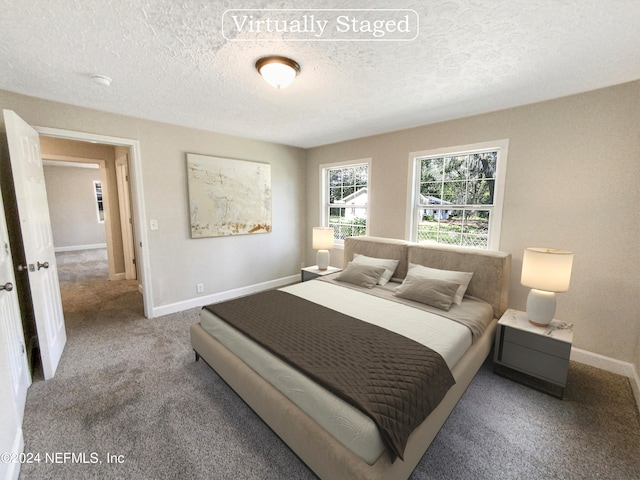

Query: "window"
left=407, top=140, right=508, bottom=250
left=93, top=180, right=104, bottom=223
left=320, top=160, right=370, bottom=244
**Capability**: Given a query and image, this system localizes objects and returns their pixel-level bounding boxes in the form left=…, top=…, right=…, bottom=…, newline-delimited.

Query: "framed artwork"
left=186, top=153, right=272, bottom=238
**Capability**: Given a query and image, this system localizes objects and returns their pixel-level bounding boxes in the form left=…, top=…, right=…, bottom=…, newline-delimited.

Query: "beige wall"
left=0, top=89, right=307, bottom=312
left=305, top=81, right=640, bottom=367
left=43, top=164, right=106, bottom=248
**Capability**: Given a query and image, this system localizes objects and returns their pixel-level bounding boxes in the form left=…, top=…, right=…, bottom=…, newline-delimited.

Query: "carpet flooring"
left=19, top=251, right=640, bottom=479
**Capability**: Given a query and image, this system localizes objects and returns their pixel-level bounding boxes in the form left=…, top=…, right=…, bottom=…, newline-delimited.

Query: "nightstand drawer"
left=501, top=342, right=569, bottom=385
left=503, top=327, right=571, bottom=359
left=301, top=270, right=319, bottom=282
left=301, top=266, right=341, bottom=282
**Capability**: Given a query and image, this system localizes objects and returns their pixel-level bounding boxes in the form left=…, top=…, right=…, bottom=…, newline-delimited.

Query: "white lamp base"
left=316, top=249, right=330, bottom=270
left=526, top=288, right=556, bottom=327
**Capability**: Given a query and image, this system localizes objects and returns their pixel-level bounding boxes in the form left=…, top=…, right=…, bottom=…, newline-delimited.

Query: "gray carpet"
left=19, top=252, right=640, bottom=479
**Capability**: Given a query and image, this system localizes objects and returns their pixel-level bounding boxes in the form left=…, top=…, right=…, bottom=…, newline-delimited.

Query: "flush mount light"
left=255, top=56, right=300, bottom=89
left=90, top=74, right=112, bottom=86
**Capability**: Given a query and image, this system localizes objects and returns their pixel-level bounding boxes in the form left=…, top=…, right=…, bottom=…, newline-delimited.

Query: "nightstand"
left=301, top=265, right=341, bottom=282
left=494, top=308, right=573, bottom=398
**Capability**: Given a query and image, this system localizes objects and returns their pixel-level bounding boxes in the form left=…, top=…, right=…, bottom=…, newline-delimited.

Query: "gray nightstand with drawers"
left=494, top=308, right=574, bottom=398
left=301, top=265, right=341, bottom=282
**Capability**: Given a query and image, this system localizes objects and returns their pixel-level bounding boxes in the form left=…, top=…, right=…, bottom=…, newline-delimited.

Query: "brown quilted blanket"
left=204, top=290, right=455, bottom=461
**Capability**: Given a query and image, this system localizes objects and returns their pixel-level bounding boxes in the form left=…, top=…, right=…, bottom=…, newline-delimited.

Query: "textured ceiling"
left=2, top=0, right=640, bottom=148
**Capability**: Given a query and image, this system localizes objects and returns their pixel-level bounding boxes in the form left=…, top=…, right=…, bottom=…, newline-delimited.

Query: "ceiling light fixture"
left=255, top=56, right=300, bottom=89
left=90, top=74, right=112, bottom=86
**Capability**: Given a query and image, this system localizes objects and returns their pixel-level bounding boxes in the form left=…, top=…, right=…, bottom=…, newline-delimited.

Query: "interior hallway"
left=28, top=248, right=145, bottom=381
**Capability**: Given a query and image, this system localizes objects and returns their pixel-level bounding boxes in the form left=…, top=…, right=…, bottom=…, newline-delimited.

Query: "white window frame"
left=93, top=180, right=105, bottom=224
left=319, top=158, right=372, bottom=247
left=405, top=139, right=508, bottom=250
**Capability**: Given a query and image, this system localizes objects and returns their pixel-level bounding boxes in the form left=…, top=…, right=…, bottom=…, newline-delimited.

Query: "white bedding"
left=200, top=280, right=478, bottom=464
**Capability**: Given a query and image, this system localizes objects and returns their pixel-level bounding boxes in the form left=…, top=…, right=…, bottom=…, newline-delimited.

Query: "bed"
left=190, top=236, right=511, bottom=479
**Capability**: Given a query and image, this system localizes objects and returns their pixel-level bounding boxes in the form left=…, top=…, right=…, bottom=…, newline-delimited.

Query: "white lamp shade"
left=312, top=227, right=334, bottom=250
left=521, top=247, right=573, bottom=292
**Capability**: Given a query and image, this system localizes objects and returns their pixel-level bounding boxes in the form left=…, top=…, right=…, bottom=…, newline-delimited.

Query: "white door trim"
left=35, top=127, right=153, bottom=318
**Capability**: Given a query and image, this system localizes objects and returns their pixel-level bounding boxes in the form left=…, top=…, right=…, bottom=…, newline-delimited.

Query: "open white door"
left=0, top=128, right=32, bottom=480
left=3, top=109, right=66, bottom=379
left=0, top=177, right=31, bottom=415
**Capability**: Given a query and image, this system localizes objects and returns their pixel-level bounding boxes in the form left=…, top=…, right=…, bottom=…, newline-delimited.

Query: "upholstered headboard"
left=343, top=236, right=511, bottom=318
left=344, top=236, right=411, bottom=280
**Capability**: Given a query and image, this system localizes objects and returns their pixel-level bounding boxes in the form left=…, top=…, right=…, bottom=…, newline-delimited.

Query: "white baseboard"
left=571, top=347, right=640, bottom=413
left=54, top=243, right=107, bottom=252
left=151, top=274, right=300, bottom=318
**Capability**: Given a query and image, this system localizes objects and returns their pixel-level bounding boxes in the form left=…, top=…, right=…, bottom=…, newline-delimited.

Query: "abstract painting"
left=187, top=153, right=272, bottom=238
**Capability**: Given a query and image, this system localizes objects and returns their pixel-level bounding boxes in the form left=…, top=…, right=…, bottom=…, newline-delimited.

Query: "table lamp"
left=521, top=247, right=574, bottom=327
left=313, top=227, right=334, bottom=270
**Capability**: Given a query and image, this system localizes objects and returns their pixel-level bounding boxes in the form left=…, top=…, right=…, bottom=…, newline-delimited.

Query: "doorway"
left=35, top=127, right=152, bottom=318
left=24, top=137, right=144, bottom=379
left=40, top=139, right=137, bottom=283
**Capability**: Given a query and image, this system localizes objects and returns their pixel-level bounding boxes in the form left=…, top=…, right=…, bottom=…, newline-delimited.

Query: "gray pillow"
left=351, top=254, right=400, bottom=286
left=395, top=274, right=460, bottom=311
left=406, top=264, right=473, bottom=305
left=335, top=263, right=386, bottom=289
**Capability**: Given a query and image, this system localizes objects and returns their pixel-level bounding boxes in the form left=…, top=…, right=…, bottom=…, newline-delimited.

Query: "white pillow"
left=352, top=254, right=400, bottom=286
left=405, top=263, right=473, bottom=305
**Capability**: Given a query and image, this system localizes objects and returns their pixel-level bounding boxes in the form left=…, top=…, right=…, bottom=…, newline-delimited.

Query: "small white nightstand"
left=494, top=308, right=574, bottom=398
left=301, top=265, right=341, bottom=282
